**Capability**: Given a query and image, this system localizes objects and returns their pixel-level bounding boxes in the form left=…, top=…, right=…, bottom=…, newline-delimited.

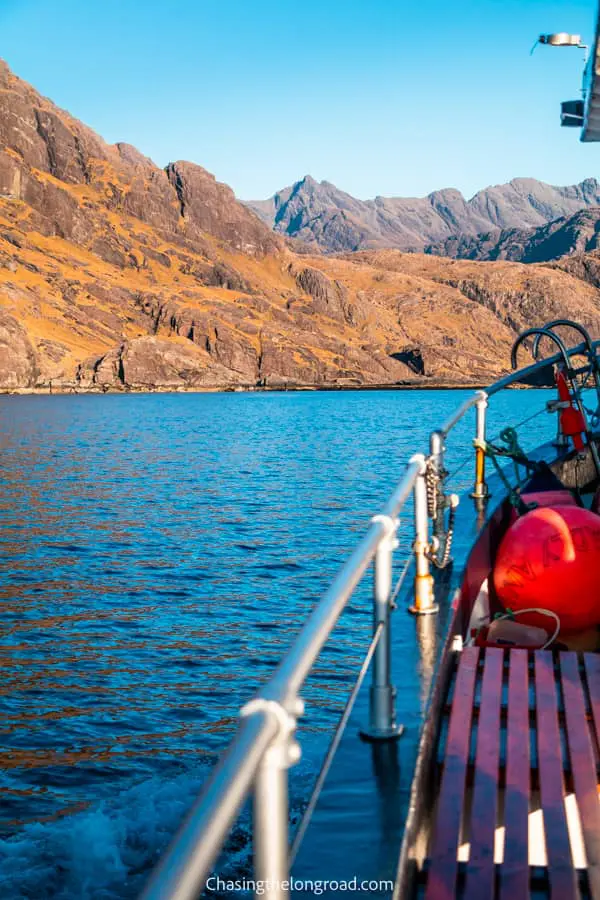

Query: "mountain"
left=425, top=208, right=600, bottom=263
left=246, top=175, right=600, bottom=253
left=3, top=58, right=600, bottom=392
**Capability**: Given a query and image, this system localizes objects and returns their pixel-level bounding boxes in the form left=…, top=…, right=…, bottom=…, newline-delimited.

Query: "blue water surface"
left=0, top=389, right=554, bottom=898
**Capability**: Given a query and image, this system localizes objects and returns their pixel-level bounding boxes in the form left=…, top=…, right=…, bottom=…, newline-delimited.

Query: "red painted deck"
left=421, top=649, right=600, bottom=900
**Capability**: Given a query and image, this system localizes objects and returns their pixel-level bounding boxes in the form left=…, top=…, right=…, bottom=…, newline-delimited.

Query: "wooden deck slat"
left=535, top=652, right=580, bottom=900
left=425, top=647, right=479, bottom=900
left=584, top=654, right=600, bottom=760
left=463, top=648, right=503, bottom=900
left=561, top=653, right=600, bottom=899
left=499, top=648, right=530, bottom=900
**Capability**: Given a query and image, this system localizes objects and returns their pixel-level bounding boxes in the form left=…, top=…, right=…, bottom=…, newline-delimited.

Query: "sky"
left=0, top=0, right=598, bottom=201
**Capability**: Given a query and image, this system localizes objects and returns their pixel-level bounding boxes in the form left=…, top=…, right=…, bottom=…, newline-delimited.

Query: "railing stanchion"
left=409, top=455, right=438, bottom=616
left=471, top=392, right=489, bottom=500
left=360, top=516, right=404, bottom=741
left=253, top=753, right=290, bottom=899
left=429, top=430, right=445, bottom=544
left=249, top=696, right=302, bottom=900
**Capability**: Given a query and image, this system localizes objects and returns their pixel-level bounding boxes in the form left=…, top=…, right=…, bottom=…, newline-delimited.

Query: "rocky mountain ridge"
left=247, top=175, right=600, bottom=253
left=425, top=207, right=600, bottom=264
left=3, top=58, right=600, bottom=392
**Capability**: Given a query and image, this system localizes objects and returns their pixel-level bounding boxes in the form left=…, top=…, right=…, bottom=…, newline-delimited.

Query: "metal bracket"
left=241, top=697, right=302, bottom=768
left=370, top=513, right=400, bottom=547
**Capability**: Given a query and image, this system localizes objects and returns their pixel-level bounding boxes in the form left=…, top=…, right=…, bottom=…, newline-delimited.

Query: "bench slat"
left=464, top=647, right=503, bottom=900
left=535, top=652, right=579, bottom=900
left=561, top=653, right=600, bottom=899
left=425, top=646, right=480, bottom=900
left=498, top=648, right=530, bottom=900
left=584, top=653, right=600, bottom=761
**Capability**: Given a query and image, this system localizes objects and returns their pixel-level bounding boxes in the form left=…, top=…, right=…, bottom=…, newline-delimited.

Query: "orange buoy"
left=493, top=504, right=600, bottom=634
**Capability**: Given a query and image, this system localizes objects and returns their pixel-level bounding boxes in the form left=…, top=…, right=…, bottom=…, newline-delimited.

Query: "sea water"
left=0, top=390, right=555, bottom=898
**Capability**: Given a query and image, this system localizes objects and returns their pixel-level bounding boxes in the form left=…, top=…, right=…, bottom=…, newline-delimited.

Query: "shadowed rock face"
left=165, top=162, right=279, bottom=256
left=3, top=57, right=600, bottom=392
left=425, top=208, right=600, bottom=264
left=247, top=175, right=600, bottom=253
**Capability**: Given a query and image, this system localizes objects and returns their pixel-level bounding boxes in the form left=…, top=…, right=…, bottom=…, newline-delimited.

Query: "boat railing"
left=140, top=334, right=600, bottom=900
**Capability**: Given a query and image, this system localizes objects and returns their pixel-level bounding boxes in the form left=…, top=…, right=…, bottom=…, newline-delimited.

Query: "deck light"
left=537, top=32, right=585, bottom=48
left=533, top=32, right=590, bottom=128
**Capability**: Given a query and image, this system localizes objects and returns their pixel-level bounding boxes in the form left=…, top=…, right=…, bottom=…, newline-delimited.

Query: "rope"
left=289, top=621, right=384, bottom=864
left=501, top=405, right=548, bottom=437
left=475, top=425, right=543, bottom=514
left=491, top=607, right=560, bottom=650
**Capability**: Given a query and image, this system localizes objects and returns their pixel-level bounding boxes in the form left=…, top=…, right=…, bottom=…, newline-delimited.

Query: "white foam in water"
left=0, top=772, right=213, bottom=899
left=0, top=764, right=315, bottom=898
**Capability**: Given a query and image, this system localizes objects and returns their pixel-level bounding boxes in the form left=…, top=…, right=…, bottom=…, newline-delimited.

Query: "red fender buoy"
left=493, top=504, right=600, bottom=634
left=507, top=489, right=577, bottom=525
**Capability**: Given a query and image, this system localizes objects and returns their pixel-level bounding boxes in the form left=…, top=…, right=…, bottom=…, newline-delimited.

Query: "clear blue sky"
left=0, top=0, right=597, bottom=201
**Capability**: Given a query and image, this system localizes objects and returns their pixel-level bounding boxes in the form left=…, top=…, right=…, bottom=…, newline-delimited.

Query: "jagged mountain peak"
left=246, top=174, right=600, bottom=253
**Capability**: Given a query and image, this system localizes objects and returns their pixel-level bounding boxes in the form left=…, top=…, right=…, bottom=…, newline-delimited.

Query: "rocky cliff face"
left=425, top=208, right=600, bottom=264
left=3, top=58, right=600, bottom=392
left=247, top=175, right=600, bottom=253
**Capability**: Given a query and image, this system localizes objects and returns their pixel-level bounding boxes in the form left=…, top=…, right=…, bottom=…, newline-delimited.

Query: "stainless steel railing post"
left=360, top=516, right=404, bottom=741
left=253, top=756, right=289, bottom=899
left=409, top=455, right=438, bottom=616
left=471, top=392, right=489, bottom=500
left=247, top=698, right=302, bottom=900
left=429, top=430, right=445, bottom=544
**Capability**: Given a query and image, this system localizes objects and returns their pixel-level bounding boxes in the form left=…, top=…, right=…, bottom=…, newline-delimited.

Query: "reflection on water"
left=0, top=390, right=554, bottom=898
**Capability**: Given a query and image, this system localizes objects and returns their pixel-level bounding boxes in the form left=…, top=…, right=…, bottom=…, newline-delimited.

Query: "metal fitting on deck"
left=409, top=454, right=439, bottom=616
left=471, top=394, right=490, bottom=501
left=240, top=697, right=302, bottom=768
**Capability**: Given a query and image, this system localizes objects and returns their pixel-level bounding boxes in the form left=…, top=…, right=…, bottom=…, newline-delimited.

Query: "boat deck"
left=417, top=647, right=600, bottom=900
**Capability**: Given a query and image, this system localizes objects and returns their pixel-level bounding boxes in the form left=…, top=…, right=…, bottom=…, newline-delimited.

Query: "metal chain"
left=425, top=460, right=438, bottom=520
left=424, top=456, right=455, bottom=569
left=427, top=502, right=456, bottom=569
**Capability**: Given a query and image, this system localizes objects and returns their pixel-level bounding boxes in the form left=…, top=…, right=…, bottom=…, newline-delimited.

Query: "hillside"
left=246, top=175, right=600, bottom=253
left=2, top=59, right=600, bottom=392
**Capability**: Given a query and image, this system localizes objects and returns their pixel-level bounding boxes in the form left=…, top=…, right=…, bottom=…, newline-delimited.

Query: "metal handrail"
left=486, top=338, right=600, bottom=396
left=141, top=334, right=600, bottom=900
left=266, top=455, right=423, bottom=708
left=439, top=390, right=487, bottom=437
left=142, top=459, right=424, bottom=900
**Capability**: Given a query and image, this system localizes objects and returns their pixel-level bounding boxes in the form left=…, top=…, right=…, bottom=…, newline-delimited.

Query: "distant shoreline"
left=1, top=379, right=536, bottom=396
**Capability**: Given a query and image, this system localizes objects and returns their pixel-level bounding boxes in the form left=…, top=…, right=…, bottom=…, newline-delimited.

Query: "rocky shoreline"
left=1, top=379, right=523, bottom=396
